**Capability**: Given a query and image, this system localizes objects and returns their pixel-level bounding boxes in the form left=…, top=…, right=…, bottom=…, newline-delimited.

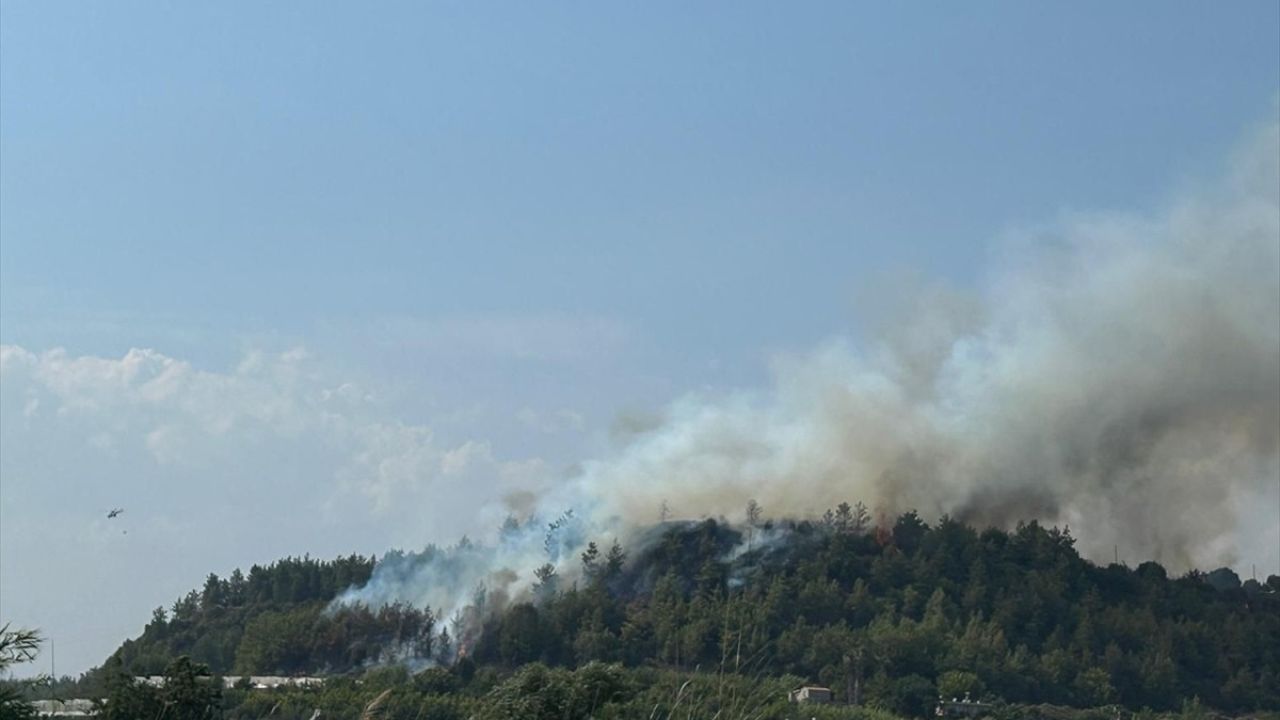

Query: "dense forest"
left=24, top=509, right=1280, bottom=718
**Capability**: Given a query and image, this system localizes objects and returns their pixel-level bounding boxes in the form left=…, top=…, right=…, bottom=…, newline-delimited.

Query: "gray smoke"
left=581, top=115, right=1280, bottom=572
left=338, top=115, right=1279, bottom=626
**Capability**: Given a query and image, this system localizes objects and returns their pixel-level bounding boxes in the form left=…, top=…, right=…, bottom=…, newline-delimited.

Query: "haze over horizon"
left=2, top=2, right=1278, bottom=678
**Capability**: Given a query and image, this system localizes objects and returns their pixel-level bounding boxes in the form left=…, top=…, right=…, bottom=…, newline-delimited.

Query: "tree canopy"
left=78, top=513, right=1280, bottom=717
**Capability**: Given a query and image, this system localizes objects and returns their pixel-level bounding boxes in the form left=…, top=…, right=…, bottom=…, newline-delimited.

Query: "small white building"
left=136, top=675, right=325, bottom=690
left=788, top=685, right=832, bottom=704
left=936, top=693, right=991, bottom=718
left=32, top=699, right=95, bottom=717
left=225, top=675, right=326, bottom=690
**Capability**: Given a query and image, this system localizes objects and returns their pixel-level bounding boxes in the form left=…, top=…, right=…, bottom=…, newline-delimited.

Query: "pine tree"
left=604, top=541, right=626, bottom=580
left=581, top=542, right=601, bottom=582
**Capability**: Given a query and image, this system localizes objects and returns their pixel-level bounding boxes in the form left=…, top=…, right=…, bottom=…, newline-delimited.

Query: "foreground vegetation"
left=13, top=509, right=1280, bottom=717
left=36, top=655, right=1279, bottom=720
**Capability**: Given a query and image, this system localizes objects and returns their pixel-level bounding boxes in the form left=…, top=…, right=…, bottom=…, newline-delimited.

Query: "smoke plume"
left=581, top=115, right=1279, bottom=571
left=338, top=114, right=1279, bottom=624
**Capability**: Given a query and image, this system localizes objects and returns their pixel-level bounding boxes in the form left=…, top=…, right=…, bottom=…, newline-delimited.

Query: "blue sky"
left=5, top=3, right=1277, bottom=363
left=1, top=2, right=1278, bottom=676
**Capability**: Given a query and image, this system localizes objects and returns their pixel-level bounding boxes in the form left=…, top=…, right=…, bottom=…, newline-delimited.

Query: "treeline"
left=11, top=650, right=1246, bottom=720
left=91, top=653, right=910, bottom=720
left=454, top=513, right=1279, bottom=715
left=99, top=512, right=1280, bottom=716
left=111, top=554, right=393, bottom=674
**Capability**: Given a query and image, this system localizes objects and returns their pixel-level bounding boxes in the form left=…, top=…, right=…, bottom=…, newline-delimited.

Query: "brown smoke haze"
left=578, top=116, right=1280, bottom=572
left=340, top=115, right=1279, bottom=621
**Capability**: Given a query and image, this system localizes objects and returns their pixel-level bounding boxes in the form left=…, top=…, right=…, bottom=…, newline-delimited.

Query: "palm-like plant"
left=0, top=623, right=42, bottom=720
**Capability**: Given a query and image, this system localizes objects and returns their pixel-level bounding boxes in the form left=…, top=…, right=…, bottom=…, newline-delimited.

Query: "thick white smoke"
left=581, top=115, right=1280, bottom=572
left=338, top=115, right=1280, bottom=622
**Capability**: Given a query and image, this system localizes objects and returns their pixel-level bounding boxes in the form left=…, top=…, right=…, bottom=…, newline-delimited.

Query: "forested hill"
left=102, top=513, right=1280, bottom=715
left=111, top=553, right=388, bottom=674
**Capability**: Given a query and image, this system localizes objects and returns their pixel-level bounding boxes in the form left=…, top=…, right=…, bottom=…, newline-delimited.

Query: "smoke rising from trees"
left=576, top=116, right=1279, bottom=572
left=339, top=115, right=1280, bottom=633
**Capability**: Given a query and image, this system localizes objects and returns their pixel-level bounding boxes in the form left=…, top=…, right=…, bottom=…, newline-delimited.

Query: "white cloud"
left=0, top=344, right=549, bottom=676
